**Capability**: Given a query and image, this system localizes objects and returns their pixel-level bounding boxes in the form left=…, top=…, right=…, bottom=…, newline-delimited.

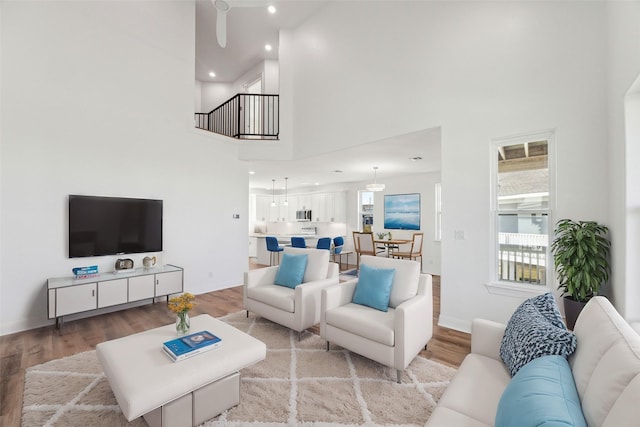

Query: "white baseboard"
left=437, top=314, right=472, bottom=334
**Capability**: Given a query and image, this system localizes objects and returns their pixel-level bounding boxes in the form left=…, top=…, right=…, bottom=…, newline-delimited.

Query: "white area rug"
left=22, top=311, right=455, bottom=427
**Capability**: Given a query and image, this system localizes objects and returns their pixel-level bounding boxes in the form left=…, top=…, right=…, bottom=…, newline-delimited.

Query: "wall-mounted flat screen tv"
left=384, top=193, right=421, bottom=230
left=69, top=195, right=163, bottom=258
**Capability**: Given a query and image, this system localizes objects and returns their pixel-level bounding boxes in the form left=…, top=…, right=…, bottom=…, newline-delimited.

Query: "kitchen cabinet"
left=255, top=195, right=271, bottom=222
left=251, top=191, right=347, bottom=223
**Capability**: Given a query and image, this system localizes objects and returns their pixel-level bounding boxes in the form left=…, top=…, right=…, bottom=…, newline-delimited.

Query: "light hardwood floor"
left=0, top=264, right=470, bottom=427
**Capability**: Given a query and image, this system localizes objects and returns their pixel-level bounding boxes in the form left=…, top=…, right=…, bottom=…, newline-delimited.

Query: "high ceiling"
left=195, top=0, right=327, bottom=82
left=195, top=1, right=442, bottom=191
left=246, top=128, right=442, bottom=191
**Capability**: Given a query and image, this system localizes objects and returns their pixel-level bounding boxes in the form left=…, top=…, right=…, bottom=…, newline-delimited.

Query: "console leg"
left=396, top=370, right=402, bottom=384
left=246, top=310, right=249, bottom=318
left=326, top=341, right=330, bottom=351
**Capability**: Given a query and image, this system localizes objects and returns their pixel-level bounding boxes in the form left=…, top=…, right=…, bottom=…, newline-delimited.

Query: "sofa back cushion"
left=360, top=255, right=419, bottom=308
left=284, top=247, right=329, bottom=282
left=569, top=297, right=640, bottom=427
left=495, top=355, right=586, bottom=427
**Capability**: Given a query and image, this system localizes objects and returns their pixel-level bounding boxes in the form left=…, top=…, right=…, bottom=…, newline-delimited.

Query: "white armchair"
left=244, top=247, right=339, bottom=338
left=320, top=255, right=433, bottom=383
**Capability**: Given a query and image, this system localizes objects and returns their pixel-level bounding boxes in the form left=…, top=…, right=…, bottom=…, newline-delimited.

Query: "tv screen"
left=384, top=193, right=421, bottom=230
left=69, top=195, right=163, bottom=258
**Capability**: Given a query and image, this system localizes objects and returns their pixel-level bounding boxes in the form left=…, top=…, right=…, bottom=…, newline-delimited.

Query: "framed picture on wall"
left=384, top=193, right=421, bottom=230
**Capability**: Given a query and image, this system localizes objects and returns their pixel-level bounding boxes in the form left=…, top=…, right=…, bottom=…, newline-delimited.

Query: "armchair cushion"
left=352, top=264, right=395, bottom=311
left=284, top=247, right=330, bottom=282
left=359, top=255, right=420, bottom=308
left=325, top=303, right=395, bottom=346
left=246, top=285, right=295, bottom=313
left=274, top=253, right=308, bottom=288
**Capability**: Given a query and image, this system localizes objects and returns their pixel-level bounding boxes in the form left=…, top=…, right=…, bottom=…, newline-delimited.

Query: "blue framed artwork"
left=384, top=193, right=421, bottom=230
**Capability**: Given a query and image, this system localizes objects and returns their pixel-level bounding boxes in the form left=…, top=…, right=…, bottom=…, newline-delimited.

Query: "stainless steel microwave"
left=296, top=210, right=312, bottom=221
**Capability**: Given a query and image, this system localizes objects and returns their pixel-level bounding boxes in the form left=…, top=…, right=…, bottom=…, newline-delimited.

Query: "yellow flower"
left=168, top=293, right=196, bottom=314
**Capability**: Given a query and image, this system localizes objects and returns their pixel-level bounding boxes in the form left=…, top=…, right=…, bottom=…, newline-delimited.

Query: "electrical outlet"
left=454, top=230, right=465, bottom=240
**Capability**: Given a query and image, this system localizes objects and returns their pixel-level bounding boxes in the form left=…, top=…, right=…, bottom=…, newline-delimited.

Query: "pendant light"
left=283, top=177, right=289, bottom=206
left=365, top=166, right=385, bottom=192
left=271, top=179, right=276, bottom=207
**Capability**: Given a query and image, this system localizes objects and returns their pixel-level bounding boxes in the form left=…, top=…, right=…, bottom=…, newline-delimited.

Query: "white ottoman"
left=96, top=314, right=266, bottom=427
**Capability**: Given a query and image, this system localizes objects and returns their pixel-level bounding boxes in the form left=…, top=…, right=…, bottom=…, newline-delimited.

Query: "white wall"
left=285, top=1, right=610, bottom=331
left=607, top=1, right=640, bottom=321
left=0, top=1, right=249, bottom=335
left=199, top=59, right=281, bottom=113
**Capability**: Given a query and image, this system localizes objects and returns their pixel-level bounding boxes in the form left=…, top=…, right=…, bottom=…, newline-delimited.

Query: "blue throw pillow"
left=274, top=253, right=308, bottom=288
left=500, top=292, right=577, bottom=376
left=495, top=355, right=587, bottom=427
left=352, top=264, right=395, bottom=312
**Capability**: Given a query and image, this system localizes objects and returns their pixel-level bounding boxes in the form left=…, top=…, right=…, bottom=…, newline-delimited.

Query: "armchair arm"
left=243, top=266, right=278, bottom=289
left=395, top=291, right=433, bottom=370
left=471, top=319, right=506, bottom=361
left=295, top=275, right=340, bottom=330
left=327, top=262, right=339, bottom=279
left=321, top=279, right=357, bottom=337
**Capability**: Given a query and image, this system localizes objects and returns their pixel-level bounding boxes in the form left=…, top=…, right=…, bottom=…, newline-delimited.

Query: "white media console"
left=47, top=264, right=183, bottom=328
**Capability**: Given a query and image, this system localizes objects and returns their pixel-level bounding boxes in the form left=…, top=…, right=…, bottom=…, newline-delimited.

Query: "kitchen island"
left=251, top=233, right=320, bottom=265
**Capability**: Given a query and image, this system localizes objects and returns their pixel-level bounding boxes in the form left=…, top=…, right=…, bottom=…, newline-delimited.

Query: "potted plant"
left=550, top=219, right=611, bottom=329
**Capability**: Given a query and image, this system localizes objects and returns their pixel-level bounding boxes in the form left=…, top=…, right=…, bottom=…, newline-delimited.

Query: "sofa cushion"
left=284, top=247, right=329, bottom=282
left=246, top=285, right=295, bottom=313
left=359, top=255, right=419, bottom=308
left=274, top=253, right=308, bottom=288
left=500, top=292, right=577, bottom=376
left=325, top=303, right=395, bottom=346
left=352, top=264, right=395, bottom=311
left=495, top=355, right=587, bottom=427
left=435, top=353, right=511, bottom=427
left=569, top=297, right=640, bottom=427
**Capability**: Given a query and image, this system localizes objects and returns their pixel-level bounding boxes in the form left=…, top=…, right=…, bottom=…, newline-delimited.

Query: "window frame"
left=487, top=130, right=556, bottom=297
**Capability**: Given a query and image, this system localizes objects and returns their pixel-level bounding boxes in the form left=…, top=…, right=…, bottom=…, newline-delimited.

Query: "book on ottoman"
left=162, top=330, right=222, bottom=362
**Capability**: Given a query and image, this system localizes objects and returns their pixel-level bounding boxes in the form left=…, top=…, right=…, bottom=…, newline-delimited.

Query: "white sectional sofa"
left=426, top=296, right=640, bottom=427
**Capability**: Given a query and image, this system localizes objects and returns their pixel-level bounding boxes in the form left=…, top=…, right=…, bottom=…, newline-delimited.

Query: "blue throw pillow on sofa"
left=274, top=253, right=308, bottom=288
left=352, top=264, right=395, bottom=312
left=500, top=292, right=577, bottom=377
left=495, top=355, right=587, bottom=427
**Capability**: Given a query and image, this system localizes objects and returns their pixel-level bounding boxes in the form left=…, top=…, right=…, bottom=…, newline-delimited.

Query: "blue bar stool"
left=316, top=237, right=332, bottom=250
left=332, top=236, right=352, bottom=271
left=291, top=236, right=307, bottom=248
left=266, top=236, right=284, bottom=266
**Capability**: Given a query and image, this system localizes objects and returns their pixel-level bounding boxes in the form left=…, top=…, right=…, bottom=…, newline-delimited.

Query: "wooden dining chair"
left=352, top=231, right=376, bottom=270
left=393, top=232, right=424, bottom=262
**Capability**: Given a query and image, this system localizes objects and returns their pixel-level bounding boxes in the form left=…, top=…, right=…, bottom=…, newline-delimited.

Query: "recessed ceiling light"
left=209, top=71, right=216, bottom=78
left=249, top=171, right=255, bottom=175
left=315, top=182, right=320, bottom=186
left=267, top=5, right=276, bottom=14
left=265, top=44, right=272, bottom=51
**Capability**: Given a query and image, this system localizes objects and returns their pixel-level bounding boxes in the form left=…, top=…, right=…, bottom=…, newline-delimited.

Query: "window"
left=491, top=132, right=553, bottom=287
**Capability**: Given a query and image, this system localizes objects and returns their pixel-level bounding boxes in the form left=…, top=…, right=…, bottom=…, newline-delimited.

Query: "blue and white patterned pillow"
left=500, top=293, right=577, bottom=377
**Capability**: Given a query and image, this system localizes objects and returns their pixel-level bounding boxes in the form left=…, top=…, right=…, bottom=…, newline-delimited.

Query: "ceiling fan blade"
left=215, top=7, right=228, bottom=48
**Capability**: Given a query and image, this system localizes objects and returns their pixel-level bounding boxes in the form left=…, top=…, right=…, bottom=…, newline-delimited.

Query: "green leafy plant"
left=550, top=219, right=611, bottom=302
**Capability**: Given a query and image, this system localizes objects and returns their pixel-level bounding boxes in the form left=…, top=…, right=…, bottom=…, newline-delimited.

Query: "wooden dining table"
left=374, top=239, right=411, bottom=257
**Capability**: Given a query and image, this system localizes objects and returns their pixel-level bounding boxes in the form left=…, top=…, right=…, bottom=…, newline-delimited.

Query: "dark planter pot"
left=563, top=296, right=587, bottom=330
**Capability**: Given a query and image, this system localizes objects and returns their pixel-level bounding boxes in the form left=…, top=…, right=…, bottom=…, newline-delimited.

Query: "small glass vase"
left=176, top=311, right=190, bottom=335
